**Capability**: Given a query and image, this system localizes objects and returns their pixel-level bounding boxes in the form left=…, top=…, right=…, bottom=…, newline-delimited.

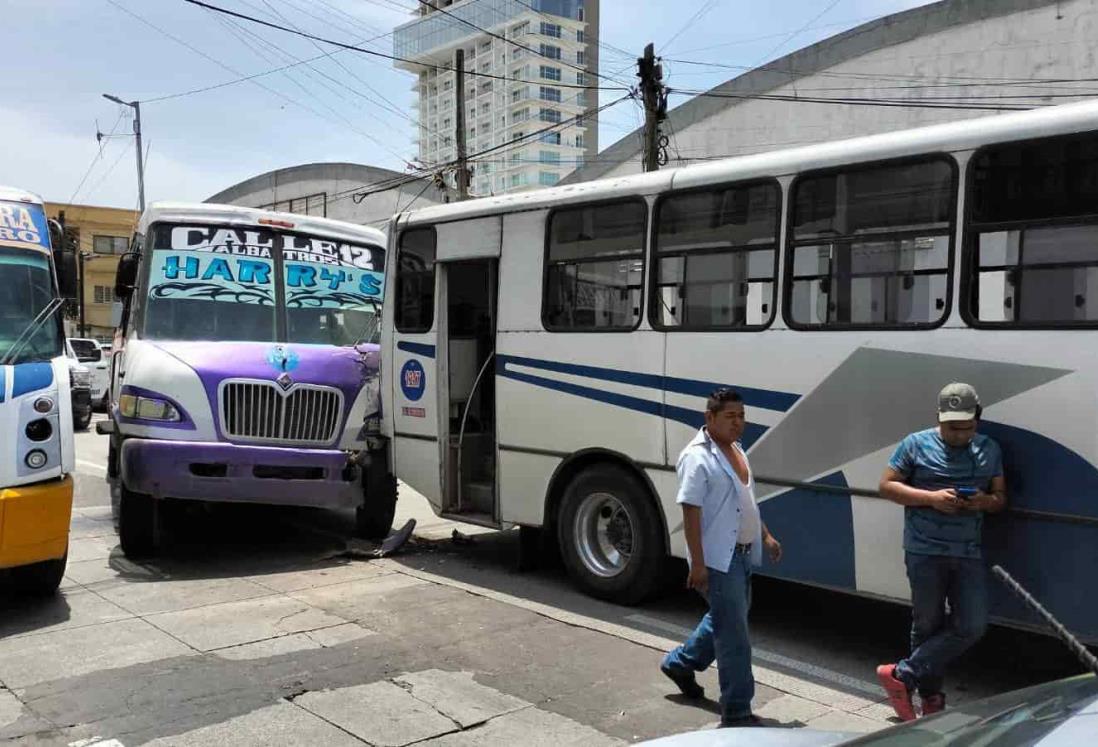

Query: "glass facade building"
left=394, top=0, right=599, bottom=195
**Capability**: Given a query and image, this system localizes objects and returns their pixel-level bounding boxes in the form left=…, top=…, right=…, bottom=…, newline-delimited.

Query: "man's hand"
left=687, top=563, right=708, bottom=593
left=764, top=534, right=782, bottom=563
left=967, top=492, right=1004, bottom=513
left=927, top=489, right=962, bottom=514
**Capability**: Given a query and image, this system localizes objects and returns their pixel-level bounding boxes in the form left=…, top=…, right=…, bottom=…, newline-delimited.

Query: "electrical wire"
left=406, top=0, right=628, bottom=88
left=661, top=0, right=719, bottom=54
left=67, top=110, right=127, bottom=205
left=180, top=0, right=630, bottom=91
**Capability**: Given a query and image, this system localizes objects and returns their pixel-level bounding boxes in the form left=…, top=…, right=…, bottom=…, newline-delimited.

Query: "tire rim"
left=573, top=491, right=634, bottom=578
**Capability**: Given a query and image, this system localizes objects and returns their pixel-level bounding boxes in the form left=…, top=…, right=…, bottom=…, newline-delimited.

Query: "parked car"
left=65, top=341, right=92, bottom=431
left=639, top=673, right=1098, bottom=747
left=68, top=337, right=109, bottom=410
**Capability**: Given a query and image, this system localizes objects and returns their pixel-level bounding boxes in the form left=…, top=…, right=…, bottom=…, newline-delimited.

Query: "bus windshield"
left=0, top=248, right=63, bottom=364
left=142, top=222, right=385, bottom=346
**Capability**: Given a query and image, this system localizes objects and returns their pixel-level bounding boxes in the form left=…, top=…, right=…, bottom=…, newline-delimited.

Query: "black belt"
left=735, top=543, right=752, bottom=555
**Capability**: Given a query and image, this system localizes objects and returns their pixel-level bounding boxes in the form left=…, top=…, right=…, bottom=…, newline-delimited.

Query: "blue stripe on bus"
left=397, top=341, right=437, bottom=358
left=758, top=471, right=856, bottom=589
left=499, top=354, right=799, bottom=412
left=498, top=362, right=767, bottom=449
left=0, top=366, right=5, bottom=402
left=12, top=362, right=53, bottom=398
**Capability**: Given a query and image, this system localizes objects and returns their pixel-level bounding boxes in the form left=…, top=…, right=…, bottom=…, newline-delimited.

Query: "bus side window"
left=395, top=227, right=437, bottom=334
left=786, top=157, right=956, bottom=330
left=543, top=200, right=647, bottom=331
left=966, top=131, right=1098, bottom=327
left=652, top=180, right=780, bottom=330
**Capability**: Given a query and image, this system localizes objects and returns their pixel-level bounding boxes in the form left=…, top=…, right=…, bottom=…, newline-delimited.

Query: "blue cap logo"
left=400, top=360, right=426, bottom=401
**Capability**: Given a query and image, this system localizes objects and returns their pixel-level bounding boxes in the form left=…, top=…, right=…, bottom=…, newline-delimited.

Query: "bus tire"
left=557, top=464, right=664, bottom=605
left=356, top=465, right=398, bottom=540
left=119, top=485, right=157, bottom=558
left=10, top=551, right=67, bottom=596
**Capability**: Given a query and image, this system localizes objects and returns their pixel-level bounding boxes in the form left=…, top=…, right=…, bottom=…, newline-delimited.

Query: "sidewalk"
left=0, top=486, right=895, bottom=745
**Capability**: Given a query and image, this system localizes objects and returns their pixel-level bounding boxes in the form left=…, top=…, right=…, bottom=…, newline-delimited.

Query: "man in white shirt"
left=660, top=388, right=782, bottom=728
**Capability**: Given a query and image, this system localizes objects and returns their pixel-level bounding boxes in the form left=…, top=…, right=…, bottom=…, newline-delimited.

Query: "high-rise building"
left=394, top=0, right=600, bottom=196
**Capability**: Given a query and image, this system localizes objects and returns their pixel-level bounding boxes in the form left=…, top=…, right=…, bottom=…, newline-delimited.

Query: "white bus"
left=379, top=99, right=1098, bottom=643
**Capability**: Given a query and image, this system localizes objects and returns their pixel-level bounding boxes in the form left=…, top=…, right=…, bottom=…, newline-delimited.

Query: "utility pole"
left=637, top=43, right=668, bottom=172
left=103, top=94, right=146, bottom=211
left=453, top=49, right=471, bottom=200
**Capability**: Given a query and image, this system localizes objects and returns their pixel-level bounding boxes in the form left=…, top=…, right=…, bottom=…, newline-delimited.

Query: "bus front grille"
left=220, top=381, right=343, bottom=445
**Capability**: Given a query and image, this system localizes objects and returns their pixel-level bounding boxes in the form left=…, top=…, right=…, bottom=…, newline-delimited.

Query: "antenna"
left=992, top=565, right=1098, bottom=676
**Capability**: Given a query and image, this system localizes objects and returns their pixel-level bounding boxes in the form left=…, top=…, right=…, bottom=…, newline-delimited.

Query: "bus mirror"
left=115, top=254, right=139, bottom=299
left=55, top=249, right=78, bottom=299
left=111, top=301, right=124, bottom=328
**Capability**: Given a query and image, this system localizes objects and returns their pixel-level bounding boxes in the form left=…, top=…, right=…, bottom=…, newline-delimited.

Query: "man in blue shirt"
left=877, top=382, right=1006, bottom=721
left=660, top=388, right=783, bottom=728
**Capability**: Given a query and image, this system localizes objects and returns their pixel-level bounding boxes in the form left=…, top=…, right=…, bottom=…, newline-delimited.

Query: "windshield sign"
left=144, top=223, right=384, bottom=345
left=0, top=200, right=50, bottom=251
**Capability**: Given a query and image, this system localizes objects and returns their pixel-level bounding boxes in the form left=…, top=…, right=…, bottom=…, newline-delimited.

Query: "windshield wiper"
left=0, top=297, right=64, bottom=366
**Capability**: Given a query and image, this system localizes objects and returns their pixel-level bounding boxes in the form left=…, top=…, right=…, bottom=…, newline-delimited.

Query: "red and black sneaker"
left=921, top=692, right=946, bottom=717
left=876, top=664, right=917, bottom=722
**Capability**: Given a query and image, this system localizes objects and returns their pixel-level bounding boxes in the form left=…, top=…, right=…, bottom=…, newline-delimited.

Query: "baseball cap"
left=938, top=382, right=980, bottom=422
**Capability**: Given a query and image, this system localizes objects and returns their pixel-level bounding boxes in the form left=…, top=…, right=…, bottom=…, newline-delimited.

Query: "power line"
left=338, top=92, right=635, bottom=204
left=253, top=0, right=417, bottom=126
left=660, top=0, right=719, bottom=54
left=142, top=4, right=398, bottom=104
left=664, top=56, right=1098, bottom=87
left=67, top=110, right=127, bottom=205
left=509, top=0, right=635, bottom=62
left=756, top=0, right=843, bottom=66
left=402, top=0, right=627, bottom=88
left=180, top=0, right=630, bottom=91
left=671, top=88, right=1033, bottom=111
left=82, top=139, right=136, bottom=203
left=208, top=10, right=412, bottom=162
left=107, top=0, right=416, bottom=159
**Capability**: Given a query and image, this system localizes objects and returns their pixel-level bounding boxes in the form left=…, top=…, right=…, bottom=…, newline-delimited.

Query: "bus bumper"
left=120, top=439, right=361, bottom=509
left=0, top=476, right=73, bottom=570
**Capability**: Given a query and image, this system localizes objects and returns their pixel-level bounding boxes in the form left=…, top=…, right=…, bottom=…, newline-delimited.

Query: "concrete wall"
left=207, top=163, right=449, bottom=228
left=567, top=0, right=1094, bottom=182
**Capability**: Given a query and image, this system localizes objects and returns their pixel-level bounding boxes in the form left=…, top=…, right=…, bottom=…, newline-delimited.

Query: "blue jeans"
left=896, top=553, right=989, bottom=696
left=662, top=552, right=754, bottom=720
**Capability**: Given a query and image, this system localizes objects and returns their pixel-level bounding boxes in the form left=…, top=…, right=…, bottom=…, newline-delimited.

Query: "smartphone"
left=955, top=486, right=978, bottom=499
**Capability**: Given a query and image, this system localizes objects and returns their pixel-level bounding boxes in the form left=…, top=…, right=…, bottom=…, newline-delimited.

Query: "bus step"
left=464, top=481, right=495, bottom=513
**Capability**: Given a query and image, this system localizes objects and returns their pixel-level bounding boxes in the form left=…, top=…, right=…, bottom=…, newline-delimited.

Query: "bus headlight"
left=25, top=450, right=48, bottom=469
left=119, top=393, right=182, bottom=422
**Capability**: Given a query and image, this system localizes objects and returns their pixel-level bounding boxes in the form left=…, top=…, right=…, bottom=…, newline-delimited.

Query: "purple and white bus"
left=104, top=202, right=396, bottom=556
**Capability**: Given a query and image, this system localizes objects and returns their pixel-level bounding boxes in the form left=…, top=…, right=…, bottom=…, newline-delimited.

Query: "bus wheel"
left=356, top=464, right=398, bottom=540
left=557, top=464, right=664, bottom=605
left=119, top=485, right=157, bottom=558
left=11, top=551, right=67, bottom=596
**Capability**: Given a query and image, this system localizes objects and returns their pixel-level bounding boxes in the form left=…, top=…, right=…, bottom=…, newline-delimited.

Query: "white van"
left=68, top=337, right=109, bottom=409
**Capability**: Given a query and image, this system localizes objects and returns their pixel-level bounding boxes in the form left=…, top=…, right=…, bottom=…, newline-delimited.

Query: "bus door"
left=436, top=218, right=501, bottom=526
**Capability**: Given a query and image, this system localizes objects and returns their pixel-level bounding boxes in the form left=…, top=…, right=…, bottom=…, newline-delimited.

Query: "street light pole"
left=103, top=94, right=146, bottom=212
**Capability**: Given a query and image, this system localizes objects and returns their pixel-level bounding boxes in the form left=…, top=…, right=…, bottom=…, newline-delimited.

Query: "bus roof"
left=0, top=186, right=45, bottom=207
left=398, top=98, right=1098, bottom=227
left=138, top=201, right=386, bottom=246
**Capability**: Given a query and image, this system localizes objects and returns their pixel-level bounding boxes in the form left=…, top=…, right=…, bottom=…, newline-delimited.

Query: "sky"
left=2, top=0, right=934, bottom=209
